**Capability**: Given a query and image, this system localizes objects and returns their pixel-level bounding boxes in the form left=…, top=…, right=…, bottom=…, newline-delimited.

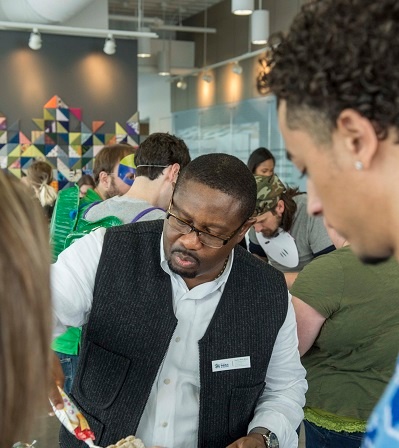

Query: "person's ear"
left=275, top=199, right=285, bottom=216
left=336, top=109, right=379, bottom=169
left=98, top=171, right=110, bottom=189
left=167, top=163, right=180, bottom=182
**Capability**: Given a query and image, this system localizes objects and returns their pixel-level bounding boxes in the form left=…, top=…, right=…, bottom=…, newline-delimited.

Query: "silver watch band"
left=261, top=433, right=270, bottom=447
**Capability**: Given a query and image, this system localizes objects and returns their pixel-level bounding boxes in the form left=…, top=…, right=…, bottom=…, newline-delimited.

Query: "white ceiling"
left=108, top=0, right=224, bottom=25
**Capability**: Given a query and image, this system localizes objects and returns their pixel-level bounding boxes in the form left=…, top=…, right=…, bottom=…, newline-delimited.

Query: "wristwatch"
left=261, top=429, right=279, bottom=448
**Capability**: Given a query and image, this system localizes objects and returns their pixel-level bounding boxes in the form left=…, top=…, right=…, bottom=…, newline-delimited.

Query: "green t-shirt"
left=52, top=326, right=82, bottom=355
left=291, top=246, right=399, bottom=421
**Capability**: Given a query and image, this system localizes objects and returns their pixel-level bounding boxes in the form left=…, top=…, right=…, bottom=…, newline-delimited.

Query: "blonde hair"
left=0, top=171, right=52, bottom=447
left=26, top=160, right=58, bottom=208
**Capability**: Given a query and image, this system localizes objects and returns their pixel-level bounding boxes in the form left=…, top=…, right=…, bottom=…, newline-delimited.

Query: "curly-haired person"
left=265, top=1, right=399, bottom=447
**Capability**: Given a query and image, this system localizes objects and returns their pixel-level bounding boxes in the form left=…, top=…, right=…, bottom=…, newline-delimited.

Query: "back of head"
left=27, top=160, right=53, bottom=186
left=0, top=171, right=52, bottom=447
left=135, top=132, right=191, bottom=180
left=247, top=147, right=276, bottom=174
left=175, top=153, right=257, bottom=221
left=77, top=174, right=96, bottom=189
left=93, top=143, right=135, bottom=185
left=26, top=160, right=57, bottom=211
left=267, top=0, right=399, bottom=142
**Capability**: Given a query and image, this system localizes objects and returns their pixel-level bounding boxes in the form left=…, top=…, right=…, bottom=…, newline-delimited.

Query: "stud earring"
left=355, top=161, right=363, bottom=171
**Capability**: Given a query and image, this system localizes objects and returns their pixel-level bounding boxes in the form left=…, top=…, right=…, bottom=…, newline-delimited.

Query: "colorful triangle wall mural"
left=1, top=95, right=140, bottom=191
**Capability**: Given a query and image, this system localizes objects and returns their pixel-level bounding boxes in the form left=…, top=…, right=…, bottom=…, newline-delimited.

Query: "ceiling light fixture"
left=232, top=61, right=243, bottom=74
left=28, top=28, right=42, bottom=50
left=232, top=0, right=254, bottom=15
left=158, top=48, right=170, bottom=76
left=176, top=78, right=187, bottom=90
left=137, top=0, right=151, bottom=58
left=251, top=8, right=269, bottom=45
left=103, top=34, right=116, bottom=55
left=138, top=27, right=152, bottom=58
left=202, top=73, right=212, bottom=83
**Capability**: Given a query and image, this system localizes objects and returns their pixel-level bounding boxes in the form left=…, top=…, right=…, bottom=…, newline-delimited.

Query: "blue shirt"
left=363, top=357, right=399, bottom=447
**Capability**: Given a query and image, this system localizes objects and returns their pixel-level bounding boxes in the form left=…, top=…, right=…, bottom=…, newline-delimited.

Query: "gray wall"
left=0, top=30, right=137, bottom=134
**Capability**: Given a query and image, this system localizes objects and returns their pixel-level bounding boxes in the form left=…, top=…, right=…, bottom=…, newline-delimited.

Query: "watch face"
left=269, top=432, right=279, bottom=448
left=263, top=431, right=279, bottom=448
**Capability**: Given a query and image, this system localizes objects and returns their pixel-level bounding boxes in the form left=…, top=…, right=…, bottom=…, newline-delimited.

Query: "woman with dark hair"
left=247, top=147, right=276, bottom=177
left=77, top=174, right=96, bottom=198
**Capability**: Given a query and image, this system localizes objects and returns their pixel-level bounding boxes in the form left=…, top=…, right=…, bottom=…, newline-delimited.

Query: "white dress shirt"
left=52, top=227, right=307, bottom=448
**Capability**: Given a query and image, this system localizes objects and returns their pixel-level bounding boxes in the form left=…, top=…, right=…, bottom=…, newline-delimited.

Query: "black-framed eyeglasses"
left=166, top=199, right=248, bottom=249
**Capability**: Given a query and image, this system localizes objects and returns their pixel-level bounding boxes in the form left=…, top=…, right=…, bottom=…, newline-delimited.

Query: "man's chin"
left=262, top=229, right=279, bottom=238
left=168, top=260, right=197, bottom=278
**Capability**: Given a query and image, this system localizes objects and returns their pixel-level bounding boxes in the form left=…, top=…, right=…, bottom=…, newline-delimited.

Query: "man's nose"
left=179, top=230, right=203, bottom=250
left=253, top=222, right=263, bottom=233
left=307, top=179, right=323, bottom=216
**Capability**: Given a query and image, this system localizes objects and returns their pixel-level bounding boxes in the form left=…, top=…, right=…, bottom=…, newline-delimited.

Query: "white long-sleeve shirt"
left=52, top=227, right=307, bottom=448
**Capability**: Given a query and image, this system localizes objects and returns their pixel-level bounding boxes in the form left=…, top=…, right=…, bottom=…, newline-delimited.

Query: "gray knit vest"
left=60, top=220, right=288, bottom=448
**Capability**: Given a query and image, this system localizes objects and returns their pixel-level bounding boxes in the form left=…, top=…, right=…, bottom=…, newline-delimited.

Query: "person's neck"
left=94, top=186, right=106, bottom=200
left=123, top=176, right=164, bottom=208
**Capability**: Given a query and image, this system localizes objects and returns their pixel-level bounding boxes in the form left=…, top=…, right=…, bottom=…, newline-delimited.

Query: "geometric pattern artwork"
left=0, top=95, right=140, bottom=191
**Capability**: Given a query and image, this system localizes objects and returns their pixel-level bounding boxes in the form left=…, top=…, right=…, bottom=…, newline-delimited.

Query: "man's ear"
left=275, top=199, right=285, bottom=216
left=336, top=109, right=379, bottom=169
left=98, top=171, right=109, bottom=187
left=168, top=163, right=180, bottom=182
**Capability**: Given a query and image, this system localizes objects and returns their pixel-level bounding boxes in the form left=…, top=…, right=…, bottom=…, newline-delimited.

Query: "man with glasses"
left=50, top=153, right=306, bottom=448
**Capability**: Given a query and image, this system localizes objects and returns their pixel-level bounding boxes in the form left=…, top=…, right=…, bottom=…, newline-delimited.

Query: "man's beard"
left=167, top=259, right=197, bottom=278
left=262, top=228, right=280, bottom=238
left=105, top=177, right=120, bottom=199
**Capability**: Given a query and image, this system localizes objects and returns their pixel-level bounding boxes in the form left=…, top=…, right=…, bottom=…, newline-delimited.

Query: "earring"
left=355, top=161, right=363, bottom=171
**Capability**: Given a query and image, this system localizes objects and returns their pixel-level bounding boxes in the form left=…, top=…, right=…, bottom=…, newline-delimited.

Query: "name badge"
left=212, top=356, right=251, bottom=372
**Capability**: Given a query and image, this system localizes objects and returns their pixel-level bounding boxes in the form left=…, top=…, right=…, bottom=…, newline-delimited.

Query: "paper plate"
left=256, top=229, right=299, bottom=268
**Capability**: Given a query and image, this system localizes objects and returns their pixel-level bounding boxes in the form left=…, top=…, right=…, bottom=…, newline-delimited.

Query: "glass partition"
left=173, top=95, right=306, bottom=190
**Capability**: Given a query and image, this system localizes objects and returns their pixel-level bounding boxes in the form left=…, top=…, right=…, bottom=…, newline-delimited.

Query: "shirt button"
left=164, top=378, right=171, bottom=385
left=162, top=421, right=168, bottom=427
left=175, top=336, right=181, bottom=342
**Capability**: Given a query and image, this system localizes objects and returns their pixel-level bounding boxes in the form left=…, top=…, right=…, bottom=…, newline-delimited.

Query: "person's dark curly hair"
left=175, top=153, right=257, bottom=222
left=266, top=0, right=399, bottom=142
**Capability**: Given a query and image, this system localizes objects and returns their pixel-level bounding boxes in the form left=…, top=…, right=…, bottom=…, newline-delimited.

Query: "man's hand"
left=226, top=432, right=265, bottom=448
left=48, top=351, right=65, bottom=414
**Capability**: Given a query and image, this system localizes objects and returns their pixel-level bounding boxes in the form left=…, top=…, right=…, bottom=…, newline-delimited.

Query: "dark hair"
left=175, top=153, right=256, bottom=222
left=93, top=144, right=134, bottom=185
left=135, top=132, right=191, bottom=180
left=270, top=187, right=301, bottom=232
left=77, top=174, right=96, bottom=189
left=266, top=0, right=399, bottom=142
left=247, top=147, right=276, bottom=174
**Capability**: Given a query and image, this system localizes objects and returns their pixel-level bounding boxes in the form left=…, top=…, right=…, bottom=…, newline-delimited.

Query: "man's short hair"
left=93, top=144, right=134, bottom=185
left=135, top=132, right=191, bottom=180
left=175, top=153, right=257, bottom=222
left=266, top=0, right=399, bottom=143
